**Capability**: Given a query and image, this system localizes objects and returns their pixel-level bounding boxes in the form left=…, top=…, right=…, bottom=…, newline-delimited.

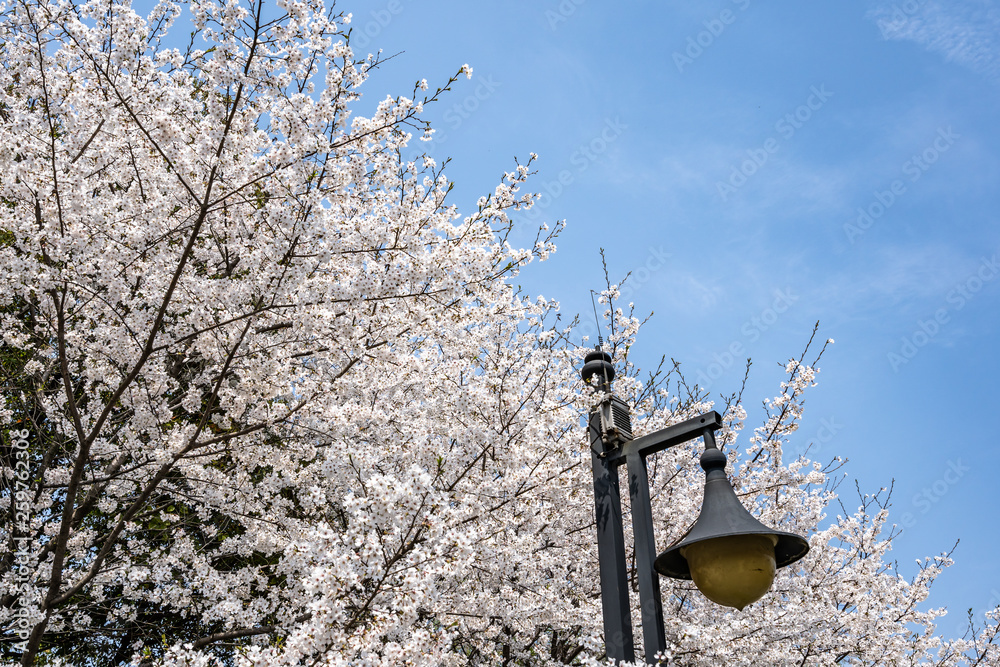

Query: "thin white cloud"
left=813, top=242, right=991, bottom=319
left=869, top=0, right=1000, bottom=82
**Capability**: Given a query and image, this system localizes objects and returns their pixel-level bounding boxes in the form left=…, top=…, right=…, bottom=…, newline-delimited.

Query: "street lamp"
left=581, top=347, right=809, bottom=664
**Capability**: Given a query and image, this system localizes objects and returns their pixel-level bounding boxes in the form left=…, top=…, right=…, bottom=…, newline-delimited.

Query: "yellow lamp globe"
left=680, top=534, right=778, bottom=610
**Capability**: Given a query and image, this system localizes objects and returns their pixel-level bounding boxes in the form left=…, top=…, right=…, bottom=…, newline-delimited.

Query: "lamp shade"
left=654, top=446, right=809, bottom=609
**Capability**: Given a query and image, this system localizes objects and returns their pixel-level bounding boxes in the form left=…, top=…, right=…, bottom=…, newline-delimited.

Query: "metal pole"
left=626, top=451, right=666, bottom=662
left=589, top=411, right=635, bottom=663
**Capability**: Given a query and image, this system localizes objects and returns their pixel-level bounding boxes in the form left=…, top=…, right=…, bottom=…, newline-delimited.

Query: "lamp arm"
left=605, top=411, right=724, bottom=464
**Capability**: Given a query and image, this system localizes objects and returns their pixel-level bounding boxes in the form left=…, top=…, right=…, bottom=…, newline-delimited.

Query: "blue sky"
left=351, top=0, right=1000, bottom=631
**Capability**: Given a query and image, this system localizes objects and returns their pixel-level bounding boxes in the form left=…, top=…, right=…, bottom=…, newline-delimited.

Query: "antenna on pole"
left=590, top=290, right=604, bottom=349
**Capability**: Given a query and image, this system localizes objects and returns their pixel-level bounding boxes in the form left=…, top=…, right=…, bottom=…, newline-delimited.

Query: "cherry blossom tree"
left=0, top=1, right=997, bottom=666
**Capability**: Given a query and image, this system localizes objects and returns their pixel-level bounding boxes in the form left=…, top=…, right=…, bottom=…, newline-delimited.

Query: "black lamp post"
left=581, top=347, right=809, bottom=665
